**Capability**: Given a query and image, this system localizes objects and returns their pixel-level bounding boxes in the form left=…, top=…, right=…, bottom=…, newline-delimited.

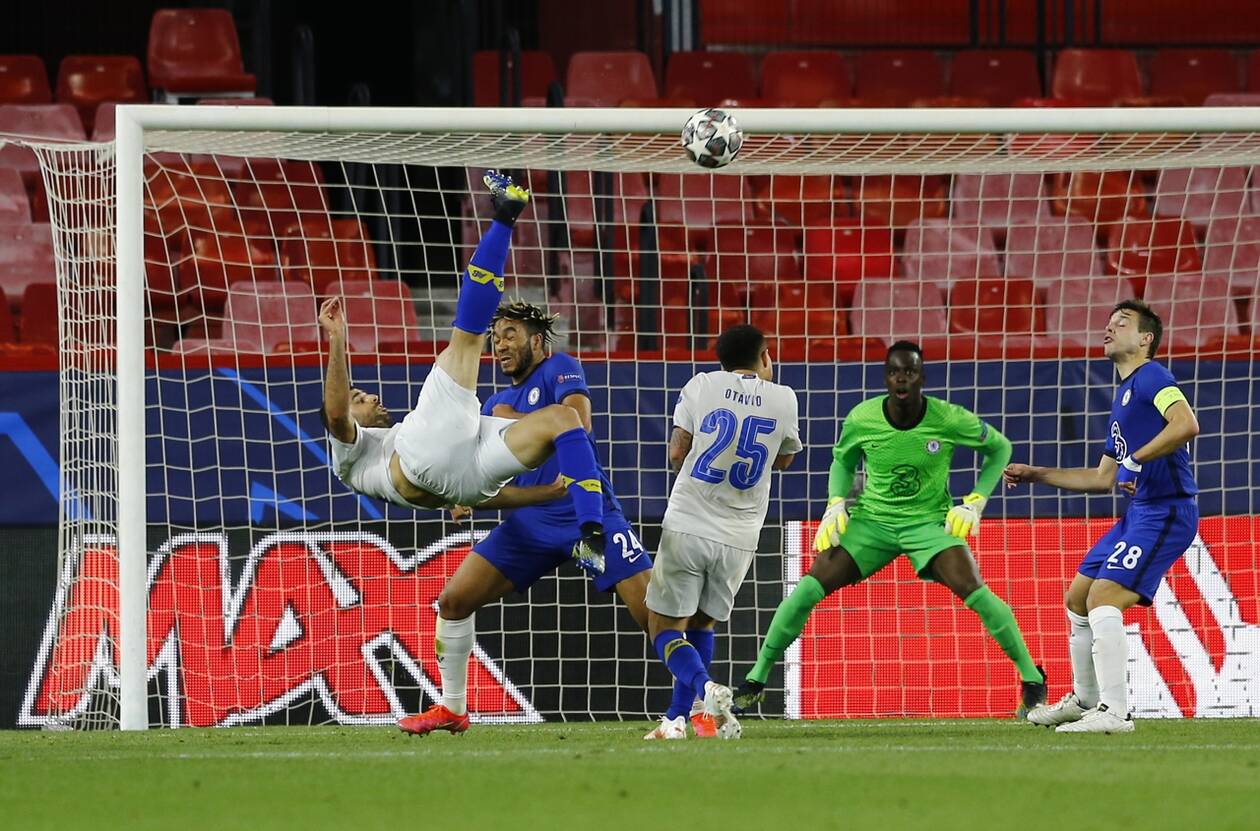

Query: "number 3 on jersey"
left=690, top=408, right=777, bottom=490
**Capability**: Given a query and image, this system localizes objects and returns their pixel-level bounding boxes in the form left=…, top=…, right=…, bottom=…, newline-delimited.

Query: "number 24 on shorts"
left=1106, top=541, right=1144, bottom=570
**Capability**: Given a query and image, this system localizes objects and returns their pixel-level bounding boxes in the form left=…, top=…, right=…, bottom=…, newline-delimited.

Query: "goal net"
left=18, top=105, right=1260, bottom=729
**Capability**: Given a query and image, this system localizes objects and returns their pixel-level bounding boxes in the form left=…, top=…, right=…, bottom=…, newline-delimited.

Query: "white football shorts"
left=645, top=529, right=756, bottom=622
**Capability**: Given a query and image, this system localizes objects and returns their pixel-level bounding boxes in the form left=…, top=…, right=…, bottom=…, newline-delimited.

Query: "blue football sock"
left=452, top=220, right=511, bottom=335
left=554, top=427, right=604, bottom=527
left=654, top=630, right=710, bottom=707
left=667, top=629, right=716, bottom=719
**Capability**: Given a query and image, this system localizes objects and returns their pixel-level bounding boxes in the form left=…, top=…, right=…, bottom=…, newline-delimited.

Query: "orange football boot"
left=690, top=711, right=717, bottom=738
left=398, top=704, right=471, bottom=736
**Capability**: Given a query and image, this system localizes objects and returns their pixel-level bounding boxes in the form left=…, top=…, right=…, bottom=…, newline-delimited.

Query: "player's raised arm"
left=318, top=297, right=355, bottom=443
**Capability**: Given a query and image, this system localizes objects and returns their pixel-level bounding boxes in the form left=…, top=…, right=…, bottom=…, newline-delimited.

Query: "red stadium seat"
left=1203, top=92, right=1260, bottom=106
left=55, top=56, right=146, bottom=131
left=1153, top=167, right=1249, bottom=232
left=655, top=173, right=745, bottom=270
left=332, top=279, right=422, bottom=354
left=1005, top=217, right=1101, bottom=290
left=852, top=50, right=944, bottom=107
left=665, top=51, right=757, bottom=105
left=1249, top=51, right=1260, bottom=92
left=147, top=9, right=257, bottom=100
left=950, top=173, right=1046, bottom=233
left=949, top=50, right=1042, bottom=106
left=1049, top=170, right=1148, bottom=230
left=1144, top=273, right=1237, bottom=348
left=949, top=277, right=1037, bottom=334
left=851, top=278, right=948, bottom=343
left=19, top=282, right=58, bottom=344
left=178, top=222, right=280, bottom=311
left=143, top=157, right=234, bottom=236
left=473, top=50, right=557, bottom=106
left=751, top=174, right=844, bottom=227
left=279, top=219, right=377, bottom=293
left=1043, top=276, right=1126, bottom=345
left=854, top=175, right=948, bottom=229
left=1103, top=217, right=1201, bottom=296
left=220, top=280, right=318, bottom=352
left=1202, top=216, right=1260, bottom=297
left=0, top=223, right=54, bottom=313
left=0, top=56, right=51, bottom=104
left=698, top=0, right=791, bottom=45
left=1149, top=49, right=1239, bottom=105
left=565, top=51, right=657, bottom=107
left=0, top=168, right=31, bottom=222
left=0, top=104, right=87, bottom=185
left=0, top=287, right=12, bottom=342
left=714, top=226, right=801, bottom=306
left=234, top=158, right=328, bottom=236
left=802, top=219, right=895, bottom=307
left=901, top=219, right=1001, bottom=293
left=1051, top=49, right=1143, bottom=105
left=760, top=51, right=852, bottom=107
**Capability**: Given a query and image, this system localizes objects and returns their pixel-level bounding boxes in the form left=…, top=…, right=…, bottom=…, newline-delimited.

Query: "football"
left=681, top=108, right=744, bottom=169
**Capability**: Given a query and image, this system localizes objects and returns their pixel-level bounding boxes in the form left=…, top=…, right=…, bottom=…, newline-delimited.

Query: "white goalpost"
left=21, top=104, right=1260, bottom=730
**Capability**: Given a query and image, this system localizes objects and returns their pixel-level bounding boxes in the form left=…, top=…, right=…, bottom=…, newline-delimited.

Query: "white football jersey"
left=327, top=422, right=414, bottom=509
left=663, top=370, right=802, bottom=550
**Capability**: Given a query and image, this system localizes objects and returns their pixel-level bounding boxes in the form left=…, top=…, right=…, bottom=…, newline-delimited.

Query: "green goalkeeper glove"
left=814, top=497, right=849, bottom=552
left=945, top=492, right=987, bottom=539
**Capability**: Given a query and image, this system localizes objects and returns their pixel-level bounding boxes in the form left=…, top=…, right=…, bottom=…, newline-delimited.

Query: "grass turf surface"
left=3, top=719, right=1259, bottom=831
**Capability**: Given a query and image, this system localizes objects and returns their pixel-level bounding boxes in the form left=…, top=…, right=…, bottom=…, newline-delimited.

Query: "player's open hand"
left=1003, top=463, right=1038, bottom=488
left=318, top=297, right=347, bottom=340
left=945, top=493, right=986, bottom=538
left=814, top=497, right=849, bottom=552
left=449, top=505, right=472, bottom=524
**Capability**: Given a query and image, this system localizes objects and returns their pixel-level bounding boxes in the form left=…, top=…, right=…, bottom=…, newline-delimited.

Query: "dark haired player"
left=396, top=299, right=656, bottom=736
left=1006, top=300, right=1199, bottom=733
left=733, top=341, right=1047, bottom=718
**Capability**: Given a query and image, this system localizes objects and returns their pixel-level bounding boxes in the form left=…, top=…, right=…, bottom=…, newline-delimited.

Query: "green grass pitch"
left=3, top=719, right=1259, bottom=830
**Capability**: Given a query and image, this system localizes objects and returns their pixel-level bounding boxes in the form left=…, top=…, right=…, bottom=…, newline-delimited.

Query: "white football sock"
left=435, top=615, right=475, bottom=716
left=1088, top=605, right=1128, bottom=715
left=1067, top=609, right=1099, bottom=708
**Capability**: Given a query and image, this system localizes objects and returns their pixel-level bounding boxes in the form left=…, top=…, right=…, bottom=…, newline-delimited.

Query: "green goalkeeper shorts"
left=837, top=514, right=966, bottom=580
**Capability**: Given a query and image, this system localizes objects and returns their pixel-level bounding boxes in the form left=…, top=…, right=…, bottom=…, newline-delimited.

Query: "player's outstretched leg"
left=436, top=169, right=531, bottom=391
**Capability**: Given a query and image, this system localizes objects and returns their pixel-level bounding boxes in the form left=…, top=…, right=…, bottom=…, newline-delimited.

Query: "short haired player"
left=733, top=341, right=1048, bottom=718
left=644, top=324, right=801, bottom=740
left=1005, top=300, right=1200, bottom=733
left=319, top=171, right=607, bottom=593
left=396, top=300, right=655, bottom=736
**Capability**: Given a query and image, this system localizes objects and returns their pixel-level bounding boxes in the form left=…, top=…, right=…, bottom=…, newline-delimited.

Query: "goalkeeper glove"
left=814, top=497, right=849, bottom=552
left=945, top=492, right=987, bottom=539
left=1116, top=455, right=1141, bottom=486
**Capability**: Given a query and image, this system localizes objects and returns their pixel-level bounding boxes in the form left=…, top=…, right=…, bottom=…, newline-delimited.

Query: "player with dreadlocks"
left=398, top=299, right=662, bottom=736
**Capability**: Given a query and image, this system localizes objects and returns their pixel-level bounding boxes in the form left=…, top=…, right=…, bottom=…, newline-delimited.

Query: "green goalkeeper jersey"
left=829, top=395, right=1010, bottom=523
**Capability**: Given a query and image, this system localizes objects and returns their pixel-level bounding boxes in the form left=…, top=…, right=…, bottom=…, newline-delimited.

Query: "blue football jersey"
left=482, top=353, right=620, bottom=520
left=1104, top=361, right=1197, bottom=501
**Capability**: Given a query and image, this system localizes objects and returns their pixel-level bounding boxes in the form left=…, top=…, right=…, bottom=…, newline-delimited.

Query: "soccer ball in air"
left=681, top=108, right=743, bottom=169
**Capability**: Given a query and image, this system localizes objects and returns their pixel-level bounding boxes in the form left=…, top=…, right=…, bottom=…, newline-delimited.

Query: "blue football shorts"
left=1078, top=497, right=1199, bottom=605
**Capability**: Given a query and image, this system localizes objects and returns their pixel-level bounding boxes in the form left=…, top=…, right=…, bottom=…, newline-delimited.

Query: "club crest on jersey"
left=528, top=387, right=541, bottom=405
left=1122, top=389, right=1132, bottom=406
left=925, top=439, right=941, bottom=454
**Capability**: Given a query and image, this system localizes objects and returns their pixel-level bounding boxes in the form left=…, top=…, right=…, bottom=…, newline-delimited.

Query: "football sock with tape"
left=435, top=614, right=475, bottom=716
left=452, top=220, right=511, bottom=335
left=1089, top=605, right=1128, bottom=713
left=655, top=630, right=711, bottom=705
left=554, top=427, right=604, bottom=527
left=1068, top=608, right=1100, bottom=708
left=666, top=629, right=715, bottom=719
left=747, top=574, right=827, bottom=685
left=964, top=585, right=1043, bottom=684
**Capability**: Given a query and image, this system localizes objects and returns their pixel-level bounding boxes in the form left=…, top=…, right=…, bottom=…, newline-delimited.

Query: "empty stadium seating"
left=19, top=282, right=57, bottom=344
left=855, top=175, right=948, bottom=229
left=851, top=279, right=949, bottom=343
left=55, top=55, right=146, bottom=131
left=565, top=51, right=657, bottom=106
left=853, top=50, right=945, bottom=107
left=664, top=51, right=757, bottom=104
left=1051, top=49, right=1143, bottom=105
left=0, top=104, right=87, bottom=185
left=1005, top=218, right=1102, bottom=289
left=1203, top=215, right=1260, bottom=297
left=949, top=277, right=1037, bottom=335
left=1043, top=276, right=1127, bottom=345
left=1153, top=167, right=1249, bottom=231
left=0, top=223, right=54, bottom=313
left=949, top=50, right=1042, bottom=105
left=802, top=220, right=895, bottom=307
left=1144, top=273, right=1238, bottom=348
left=1104, top=217, right=1201, bottom=296
left=332, top=279, right=423, bottom=354
left=0, top=56, right=52, bottom=104
left=950, top=173, right=1046, bottom=232
left=1149, top=49, right=1239, bottom=105
left=279, top=219, right=377, bottom=293
left=900, top=219, right=1001, bottom=292
left=147, top=8, right=257, bottom=100
left=473, top=50, right=557, bottom=106
left=0, top=168, right=31, bottom=222
left=761, top=51, right=852, bottom=106
left=174, top=280, right=317, bottom=355
left=0, top=287, right=12, bottom=342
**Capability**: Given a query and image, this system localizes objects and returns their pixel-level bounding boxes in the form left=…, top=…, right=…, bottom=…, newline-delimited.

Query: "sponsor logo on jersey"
left=1123, top=389, right=1132, bottom=406
left=555, top=373, right=582, bottom=386
left=19, top=531, right=540, bottom=728
left=527, top=387, right=541, bottom=405
left=925, top=439, right=941, bottom=454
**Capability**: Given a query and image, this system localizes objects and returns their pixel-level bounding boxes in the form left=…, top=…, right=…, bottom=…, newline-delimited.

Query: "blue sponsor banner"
left=1, top=360, right=1256, bottom=526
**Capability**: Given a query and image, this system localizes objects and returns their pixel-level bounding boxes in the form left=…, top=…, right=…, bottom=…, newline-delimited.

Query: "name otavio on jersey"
left=724, top=388, right=763, bottom=407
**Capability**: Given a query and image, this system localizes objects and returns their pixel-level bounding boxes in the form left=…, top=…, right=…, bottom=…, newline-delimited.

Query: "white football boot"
left=1027, top=692, right=1088, bottom=727
left=643, top=715, right=687, bottom=740
left=703, top=680, right=742, bottom=740
left=1055, top=703, right=1135, bottom=734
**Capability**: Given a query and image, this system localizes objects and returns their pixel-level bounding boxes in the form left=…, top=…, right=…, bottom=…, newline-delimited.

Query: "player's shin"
left=747, top=575, right=827, bottom=685
left=964, top=586, right=1044, bottom=683
left=671, top=629, right=715, bottom=717
left=654, top=631, right=711, bottom=703
left=452, top=221, right=511, bottom=335
left=1068, top=609, right=1100, bottom=708
left=1088, top=605, right=1129, bottom=715
left=435, top=615, right=476, bottom=716
left=554, top=428, right=604, bottom=527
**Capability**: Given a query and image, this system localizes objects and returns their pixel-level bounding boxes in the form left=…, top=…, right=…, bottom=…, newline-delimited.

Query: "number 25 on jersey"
left=689, top=408, right=777, bottom=490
